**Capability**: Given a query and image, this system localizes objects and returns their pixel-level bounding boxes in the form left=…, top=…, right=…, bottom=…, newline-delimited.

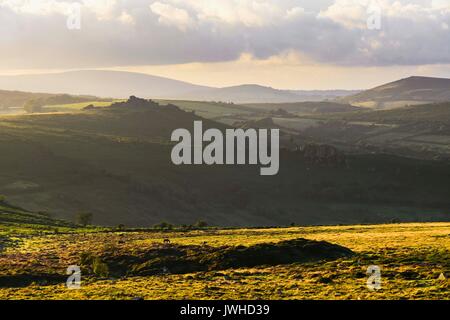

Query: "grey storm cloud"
left=0, top=0, right=449, bottom=69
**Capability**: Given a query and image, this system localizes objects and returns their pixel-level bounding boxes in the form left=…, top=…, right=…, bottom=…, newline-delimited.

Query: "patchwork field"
left=0, top=222, right=448, bottom=300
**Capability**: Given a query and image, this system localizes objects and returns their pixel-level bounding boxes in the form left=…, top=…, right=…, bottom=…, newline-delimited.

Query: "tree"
left=75, top=212, right=93, bottom=226
left=195, top=220, right=208, bottom=228
left=153, top=221, right=173, bottom=230
left=23, top=99, right=44, bottom=113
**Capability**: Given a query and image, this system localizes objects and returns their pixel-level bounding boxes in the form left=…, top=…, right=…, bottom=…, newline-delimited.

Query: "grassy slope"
left=279, top=102, right=450, bottom=160
left=317, top=102, right=450, bottom=124
left=156, top=99, right=256, bottom=119
left=30, top=98, right=253, bottom=119
left=0, top=100, right=449, bottom=226
left=243, top=101, right=361, bottom=114
left=0, top=201, right=77, bottom=237
left=0, top=90, right=105, bottom=110
left=0, top=222, right=448, bottom=299
left=338, top=76, right=450, bottom=108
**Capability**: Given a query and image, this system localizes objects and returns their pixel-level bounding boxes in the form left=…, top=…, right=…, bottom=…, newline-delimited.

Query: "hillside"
left=175, top=86, right=359, bottom=104
left=339, top=76, right=450, bottom=109
left=180, top=84, right=304, bottom=103
left=290, top=89, right=360, bottom=101
left=156, top=99, right=256, bottom=119
left=0, top=200, right=74, bottom=239
left=0, top=96, right=448, bottom=226
left=335, top=102, right=450, bottom=124
left=0, top=90, right=102, bottom=110
left=280, top=102, right=450, bottom=160
left=244, top=101, right=361, bottom=114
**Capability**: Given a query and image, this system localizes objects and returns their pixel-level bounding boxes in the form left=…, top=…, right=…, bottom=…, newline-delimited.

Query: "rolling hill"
left=0, top=90, right=101, bottom=110
left=0, top=70, right=357, bottom=104
left=283, top=101, right=450, bottom=160
left=0, top=199, right=73, bottom=235
left=0, top=70, right=208, bottom=100
left=244, top=101, right=361, bottom=114
left=180, top=84, right=305, bottom=103
left=331, top=101, right=450, bottom=124
left=339, top=76, right=450, bottom=109
left=0, top=96, right=448, bottom=227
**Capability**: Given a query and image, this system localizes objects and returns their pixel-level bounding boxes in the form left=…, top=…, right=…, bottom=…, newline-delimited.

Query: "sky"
left=0, top=0, right=450, bottom=89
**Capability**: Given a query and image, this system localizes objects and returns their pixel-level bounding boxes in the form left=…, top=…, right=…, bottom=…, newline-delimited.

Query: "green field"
left=41, top=100, right=122, bottom=112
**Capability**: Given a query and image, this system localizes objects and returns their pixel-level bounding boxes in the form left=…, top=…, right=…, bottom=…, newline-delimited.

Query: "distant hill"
left=0, top=70, right=358, bottom=104
left=175, top=85, right=359, bottom=103
left=244, top=101, right=361, bottom=114
left=181, top=84, right=301, bottom=103
left=0, top=89, right=105, bottom=110
left=290, top=90, right=360, bottom=101
left=334, top=101, right=450, bottom=124
left=0, top=70, right=209, bottom=100
left=339, top=76, right=450, bottom=109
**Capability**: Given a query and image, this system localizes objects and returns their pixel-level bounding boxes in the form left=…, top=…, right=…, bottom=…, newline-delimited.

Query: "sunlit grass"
left=0, top=222, right=448, bottom=300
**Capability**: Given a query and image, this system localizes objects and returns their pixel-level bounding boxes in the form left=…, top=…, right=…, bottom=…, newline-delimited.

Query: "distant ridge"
left=339, top=76, right=450, bottom=109
left=0, top=70, right=358, bottom=104
left=180, top=84, right=303, bottom=103
left=0, top=70, right=209, bottom=99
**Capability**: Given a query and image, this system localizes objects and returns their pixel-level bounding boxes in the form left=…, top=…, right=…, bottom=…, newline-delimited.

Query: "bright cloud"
left=0, top=0, right=449, bottom=70
left=150, top=1, right=195, bottom=31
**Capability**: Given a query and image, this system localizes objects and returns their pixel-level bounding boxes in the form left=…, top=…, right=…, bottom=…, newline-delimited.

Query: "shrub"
left=23, top=99, right=44, bottom=113
left=80, top=253, right=109, bottom=278
left=115, top=224, right=126, bottom=231
left=153, top=221, right=173, bottom=230
left=195, top=220, right=208, bottom=228
left=75, top=212, right=93, bottom=226
left=92, top=257, right=109, bottom=278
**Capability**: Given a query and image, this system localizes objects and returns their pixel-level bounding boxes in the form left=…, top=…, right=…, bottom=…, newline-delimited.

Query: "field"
left=41, top=101, right=121, bottom=112
left=0, top=219, right=448, bottom=300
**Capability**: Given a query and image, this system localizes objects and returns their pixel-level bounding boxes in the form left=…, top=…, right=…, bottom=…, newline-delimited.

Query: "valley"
left=0, top=96, right=448, bottom=227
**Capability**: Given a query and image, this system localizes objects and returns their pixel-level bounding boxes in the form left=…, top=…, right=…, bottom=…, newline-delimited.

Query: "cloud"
left=150, top=1, right=194, bottom=31
left=0, top=0, right=449, bottom=70
left=319, top=0, right=369, bottom=29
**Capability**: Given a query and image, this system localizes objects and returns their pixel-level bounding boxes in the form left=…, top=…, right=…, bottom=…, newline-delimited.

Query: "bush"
left=115, top=224, right=126, bottom=231
left=23, top=99, right=44, bottom=113
left=92, top=257, right=109, bottom=278
left=195, top=220, right=208, bottom=228
left=75, top=212, right=93, bottom=226
left=153, top=221, right=173, bottom=230
left=80, top=253, right=109, bottom=278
